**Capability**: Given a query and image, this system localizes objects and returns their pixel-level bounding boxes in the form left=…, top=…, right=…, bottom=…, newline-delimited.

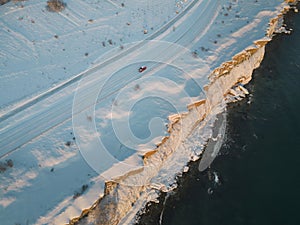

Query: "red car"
left=138, top=66, right=147, bottom=72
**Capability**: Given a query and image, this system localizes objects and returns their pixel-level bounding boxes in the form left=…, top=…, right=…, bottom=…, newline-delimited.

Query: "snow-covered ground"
left=0, top=0, right=291, bottom=224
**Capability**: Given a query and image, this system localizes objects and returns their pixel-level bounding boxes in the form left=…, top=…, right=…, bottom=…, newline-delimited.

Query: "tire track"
left=0, top=0, right=219, bottom=159
left=0, top=0, right=201, bottom=122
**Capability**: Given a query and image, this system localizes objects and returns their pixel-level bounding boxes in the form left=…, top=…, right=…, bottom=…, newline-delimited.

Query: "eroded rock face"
left=75, top=183, right=145, bottom=225
left=72, top=1, right=298, bottom=225
left=74, top=45, right=266, bottom=225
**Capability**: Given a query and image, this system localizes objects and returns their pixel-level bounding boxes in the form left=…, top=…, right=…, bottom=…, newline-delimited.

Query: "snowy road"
left=0, top=0, right=291, bottom=224
left=0, top=0, right=220, bottom=159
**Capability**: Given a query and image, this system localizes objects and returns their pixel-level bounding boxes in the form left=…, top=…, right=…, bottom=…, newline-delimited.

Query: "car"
left=138, top=66, right=147, bottom=72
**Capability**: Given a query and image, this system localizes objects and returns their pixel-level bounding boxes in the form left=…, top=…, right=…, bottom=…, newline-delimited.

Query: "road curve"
left=0, top=0, right=220, bottom=159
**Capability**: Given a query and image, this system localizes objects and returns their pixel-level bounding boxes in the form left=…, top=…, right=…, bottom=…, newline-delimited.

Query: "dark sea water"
left=137, top=4, right=300, bottom=225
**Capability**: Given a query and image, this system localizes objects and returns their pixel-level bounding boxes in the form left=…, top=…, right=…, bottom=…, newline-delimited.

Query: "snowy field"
left=0, top=0, right=291, bottom=224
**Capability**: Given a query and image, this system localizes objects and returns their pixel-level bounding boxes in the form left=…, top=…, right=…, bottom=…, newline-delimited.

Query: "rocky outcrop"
left=73, top=44, right=265, bottom=225
left=70, top=1, right=299, bottom=225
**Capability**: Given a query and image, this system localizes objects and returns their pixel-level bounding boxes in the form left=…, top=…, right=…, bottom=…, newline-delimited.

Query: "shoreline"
left=136, top=3, right=300, bottom=223
left=72, top=1, right=299, bottom=224
left=0, top=1, right=298, bottom=224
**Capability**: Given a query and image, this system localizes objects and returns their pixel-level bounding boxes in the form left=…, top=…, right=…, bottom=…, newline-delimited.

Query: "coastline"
left=72, top=1, right=299, bottom=224
left=136, top=2, right=300, bottom=224
left=0, top=1, right=298, bottom=224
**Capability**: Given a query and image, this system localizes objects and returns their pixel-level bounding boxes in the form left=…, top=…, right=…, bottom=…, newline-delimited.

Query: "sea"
left=136, top=3, right=300, bottom=225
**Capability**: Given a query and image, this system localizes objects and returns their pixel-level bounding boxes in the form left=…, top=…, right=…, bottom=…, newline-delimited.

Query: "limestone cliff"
left=70, top=1, right=299, bottom=224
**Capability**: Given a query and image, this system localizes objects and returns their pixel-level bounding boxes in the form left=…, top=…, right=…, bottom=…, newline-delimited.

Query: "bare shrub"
left=46, top=0, right=66, bottom=12
left=6, top=159, right=13, bottom=167
left=0, top=0, right=10, bottom=5
left=73, top=184, right=89, bottom=199
left=0, top=159, right=13, bottom=173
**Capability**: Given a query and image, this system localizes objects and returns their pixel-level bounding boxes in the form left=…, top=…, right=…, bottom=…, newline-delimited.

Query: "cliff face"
left=73, top=47, right=266, bottom=225
left=72, top=1, right=299, bottom=225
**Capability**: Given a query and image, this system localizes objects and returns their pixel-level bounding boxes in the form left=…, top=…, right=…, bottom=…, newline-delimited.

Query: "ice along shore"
left=72, top=1, right=299, bottom=225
